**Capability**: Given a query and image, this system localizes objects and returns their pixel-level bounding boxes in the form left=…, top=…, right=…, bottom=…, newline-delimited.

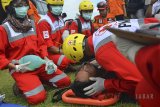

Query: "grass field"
left=0, top=70, right=139, bottom=107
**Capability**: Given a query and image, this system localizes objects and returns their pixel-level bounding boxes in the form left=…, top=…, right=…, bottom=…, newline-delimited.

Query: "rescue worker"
left=67, top=0, right=94, bottom=37
left=0, top=0, right=71, bottom=104
left=37, top=0, right=75, bottom=71
left=108, top=0, right=127, bottom=20
left=27, top=0, right=41, bottom=24
left=105, top=18, right=160, bottom=107
left=93, top=1, right=115, bottom=30
left=63, top=34, right=142, bottom=98
left=63, top=18, right=160, bottom=106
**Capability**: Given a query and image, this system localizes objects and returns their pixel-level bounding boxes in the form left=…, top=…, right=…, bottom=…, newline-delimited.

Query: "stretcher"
left=62, top=89, right=119, bottom=106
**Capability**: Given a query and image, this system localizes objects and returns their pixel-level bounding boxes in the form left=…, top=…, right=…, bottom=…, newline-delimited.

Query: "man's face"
left=99, top=9, right=107, bottom=18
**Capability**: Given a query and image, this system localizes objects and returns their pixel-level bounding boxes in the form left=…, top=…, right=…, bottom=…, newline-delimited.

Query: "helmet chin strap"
left=80, top=39, right=94, bottom=62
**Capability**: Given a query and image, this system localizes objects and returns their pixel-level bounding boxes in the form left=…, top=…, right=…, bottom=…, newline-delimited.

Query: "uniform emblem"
left=68, top=40, right=74, bottom=45
left=43, top=31, right=49, bottom=39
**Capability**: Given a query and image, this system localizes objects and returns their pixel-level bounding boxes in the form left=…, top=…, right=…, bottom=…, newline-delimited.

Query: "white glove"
left=45, top=58, right=57, bottom=74
left=83, top=77, right=105, bottom=96
left=15, top=62, right=31, bottom=73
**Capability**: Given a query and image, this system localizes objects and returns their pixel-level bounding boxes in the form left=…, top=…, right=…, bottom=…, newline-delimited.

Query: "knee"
left=26, top=90, right=46, bottom=105
left=56, top=76, right=71, bottom=88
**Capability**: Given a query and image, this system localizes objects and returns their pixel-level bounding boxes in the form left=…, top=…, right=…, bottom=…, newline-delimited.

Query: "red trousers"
left=135, top=44, right=160, bottom=107
left=11, top=65, right=71, bottom=105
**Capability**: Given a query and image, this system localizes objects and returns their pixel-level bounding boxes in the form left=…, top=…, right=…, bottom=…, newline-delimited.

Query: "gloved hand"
left=83, top=77, right=105, bottom=96
left=45, top=58, right=57, bottom=74
left=15, top=62, right=31, bottom=73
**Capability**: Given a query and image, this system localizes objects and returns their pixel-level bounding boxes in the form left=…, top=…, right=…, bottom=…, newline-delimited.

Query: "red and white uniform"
left=69, top=16, right=94, bottom=37
left=37, top=12, right=73, bottom=70
left=89, top=18, right=160, bottom=106
left=0, top=21, right=71, bottom=104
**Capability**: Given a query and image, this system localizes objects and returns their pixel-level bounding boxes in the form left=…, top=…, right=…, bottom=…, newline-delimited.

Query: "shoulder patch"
left=43, top=31, right=49, bottom=39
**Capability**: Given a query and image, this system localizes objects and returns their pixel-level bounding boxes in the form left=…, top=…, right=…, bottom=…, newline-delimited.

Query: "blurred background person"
left=93, top=1, right=115, bottom=31
left=125, top=0, right=145, bottom=18
left=107, top=0, right=127, bottom=20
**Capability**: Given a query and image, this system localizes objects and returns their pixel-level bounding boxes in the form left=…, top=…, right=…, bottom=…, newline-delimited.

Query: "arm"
left=145, top=0, right=157, bottom=17
left=47, top=46, right=63, bottom=54
left=69, top=21, right=79, bottom=34
left=122, top=0, right=127, bottom=17
left=104, top=79, right=138, bottom=94
left=36, top=21, right=53, bottom=58
left=37, top=21, right=64, bottom=55
left=0, top=27, right=11, bottom=70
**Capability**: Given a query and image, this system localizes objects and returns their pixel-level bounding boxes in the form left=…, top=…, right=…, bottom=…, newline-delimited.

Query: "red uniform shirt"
left=37, top=12, right=65, bottom=48
left=0, top=22, right=47, bottom=70
left=69, top=16, right=94, bottom=37
left=93, top=14, right=115, bottom=29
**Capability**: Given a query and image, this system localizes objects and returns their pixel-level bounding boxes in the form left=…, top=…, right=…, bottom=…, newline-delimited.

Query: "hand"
left=15, top=62, right=31, bottom=73
left=45, top=58, right=57, bottom=74
left=83, top=77, right=105, bottom=96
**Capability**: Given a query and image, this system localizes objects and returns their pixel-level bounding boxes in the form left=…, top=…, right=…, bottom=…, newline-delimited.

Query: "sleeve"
left=69, top=21, right=79, bottom=34
left=0, top=26, right=10, bottom=69
left=36, top=22, right=50, bottom=58
left=37, top=20, right=53, bottom=48
left=104, top=79, right=138, bottom=95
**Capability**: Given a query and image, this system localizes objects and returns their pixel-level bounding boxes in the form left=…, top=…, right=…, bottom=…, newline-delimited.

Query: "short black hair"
left=71, top=80, right=95, bottom=98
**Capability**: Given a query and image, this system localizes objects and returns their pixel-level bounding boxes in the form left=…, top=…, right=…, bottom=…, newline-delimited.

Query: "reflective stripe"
left=51, top=26, right=64, bottom=34
left=24, top=85, right=44, bottom=97
left=2, top=21, right=36, bottom=43
left=49, top=73, right=67, bottom=83
left=57, top=55, right=65, bottom=66
left=40, top=14, right=64, bottom=35
left=81, top=22, right=91, bottom=31
left=95, top=36, right=112, bottom=53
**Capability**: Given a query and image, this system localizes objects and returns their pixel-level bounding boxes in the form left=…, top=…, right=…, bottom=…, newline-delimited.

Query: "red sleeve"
left=104, top=79, right=138, bottom=95
left=144, top=18, right=160, bottom=24
left=0, top=26, right=10, bottom=69
left=69, top=21, right=79, bottom=34
left=37, top=20, right=53, bottom=48
left=36, top=24, right=48, bottom=58
left=91, top=22, right=95, bottom=34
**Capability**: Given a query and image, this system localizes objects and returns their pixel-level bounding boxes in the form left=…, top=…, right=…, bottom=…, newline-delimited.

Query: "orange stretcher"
left=62, top=89, right=119, bottom=106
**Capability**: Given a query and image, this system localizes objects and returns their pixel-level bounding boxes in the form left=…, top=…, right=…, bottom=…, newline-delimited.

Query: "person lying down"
left=71, top=62, right=117, bottom=99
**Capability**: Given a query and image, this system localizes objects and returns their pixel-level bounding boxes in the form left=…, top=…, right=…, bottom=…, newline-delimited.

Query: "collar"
left=79, top=16, right=91, bottom=22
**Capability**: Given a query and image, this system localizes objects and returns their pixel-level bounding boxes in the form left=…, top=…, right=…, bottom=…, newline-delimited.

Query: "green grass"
left=0, top=70, right=139, bottom=107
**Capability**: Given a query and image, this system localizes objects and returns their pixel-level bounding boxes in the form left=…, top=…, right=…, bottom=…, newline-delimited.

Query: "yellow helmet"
left=46, top=0, right=64, bottom=5
left=1, top=0, right=12, bottom=11
left=79, top=0, right=94, bottom=11
left=62, top=34, right=85, bottom=62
